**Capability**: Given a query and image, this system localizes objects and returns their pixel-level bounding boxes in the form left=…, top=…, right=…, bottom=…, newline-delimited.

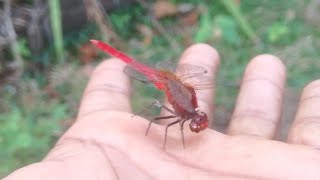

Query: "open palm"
left=5, top=44, right=320, bottom=180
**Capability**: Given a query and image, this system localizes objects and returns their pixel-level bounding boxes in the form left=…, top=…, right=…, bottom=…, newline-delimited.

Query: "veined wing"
left=172, top=63, right=213, bottom=89
left=174, top=64, right=239, bottom=90
left=125, top=62, right=238, bottom=90
left=156, top=62, right=208, bottom=80
left=175, top=63, right=208, bottom=80
left=123, top=65, right=169, bottom=86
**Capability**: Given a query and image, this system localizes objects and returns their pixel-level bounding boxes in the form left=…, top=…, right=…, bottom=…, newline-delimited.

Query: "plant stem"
left=49, top=0, right=64, bottom=62
left=220, top=0, right=259, bottom=43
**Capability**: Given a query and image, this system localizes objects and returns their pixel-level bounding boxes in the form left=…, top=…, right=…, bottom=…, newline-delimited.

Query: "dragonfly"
left=91, top=39, right=214, bottom=148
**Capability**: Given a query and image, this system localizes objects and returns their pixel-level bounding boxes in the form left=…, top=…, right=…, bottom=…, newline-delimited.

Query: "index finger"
left=78, top=59, right=132, bottom=120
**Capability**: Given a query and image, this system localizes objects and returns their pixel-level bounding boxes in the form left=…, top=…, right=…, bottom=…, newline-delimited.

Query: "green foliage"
left=220, top=0, right=258, bottom=42
left=49, top=63, right=88, bottom=114
left=265, top=20, right=304, bottom=46
left=110, top=5, right=146, bottom=38
left=0, top=95, right=68, bottom=177
left=64, top=24, right=97, bottom=50
left=17, top=38, right=31, bottom=59
left=266, top=22, right=290, bottom=43
left=194, top=12, right=242, bottom=46
left=213, top=15, right=241, bottom=46
left=194, top=9, right=212, bottom=43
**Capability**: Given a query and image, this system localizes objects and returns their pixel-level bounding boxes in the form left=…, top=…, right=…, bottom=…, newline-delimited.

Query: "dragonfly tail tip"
left=90, top=39, right=99, bottom=45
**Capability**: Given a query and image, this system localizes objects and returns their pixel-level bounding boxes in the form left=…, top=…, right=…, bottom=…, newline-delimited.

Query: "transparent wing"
left=125, top=62, right=238, bottom=90
left=175, top=64, right=208, bottom=80
left=156, top=62, right=209, bottom=79
left=186, top=74, right=240, bottom=90
left=163, top=63, right=213, bottom=89
left=174, top=64, right=239, bottom=90
left=123, top=65, right=168, bottom=84
left=123, top=65, right=150, bottom=83
left=155, top=61, right=177, bottom=72
left=191, top=78, right=239, bottom=90
left=186, top=76, right=214, bottom=90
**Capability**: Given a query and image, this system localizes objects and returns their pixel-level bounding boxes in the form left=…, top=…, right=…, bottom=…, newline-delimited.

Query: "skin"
left=4, top=44, right=320, bottom=180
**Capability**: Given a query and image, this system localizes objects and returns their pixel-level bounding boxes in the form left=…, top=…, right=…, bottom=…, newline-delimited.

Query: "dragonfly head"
left=189, top=111, right=208, bottom=133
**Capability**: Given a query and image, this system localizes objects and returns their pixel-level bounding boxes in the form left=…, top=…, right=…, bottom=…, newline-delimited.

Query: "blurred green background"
left=0, top=0, right=319, bottom=177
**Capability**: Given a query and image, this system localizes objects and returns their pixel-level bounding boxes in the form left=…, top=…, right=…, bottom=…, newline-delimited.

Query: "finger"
left=227, top=54, right=286, bottom=139
left=78, top=59, right=131, bottom=120
left=161, top=43, right=220, bottom=122
left=179, top=43, right=220, bottom=119
left=288, top=80, right=320, bottom=148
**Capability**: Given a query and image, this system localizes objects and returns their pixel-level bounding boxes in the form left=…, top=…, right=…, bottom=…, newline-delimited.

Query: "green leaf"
left=267, top=22, right=290, bottom=43
left=17, top=39, right=31, bottom=59
left=213, top=15, right=241, bottom=45
left=15, top=133, right=32, bottom=148
left=194, top=10, right=212, bottom=43
left=220, top=0, right=258, bottom=42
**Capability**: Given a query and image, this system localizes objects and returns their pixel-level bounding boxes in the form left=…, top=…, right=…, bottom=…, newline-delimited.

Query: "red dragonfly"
left=91, top=40, right=211, bottom=148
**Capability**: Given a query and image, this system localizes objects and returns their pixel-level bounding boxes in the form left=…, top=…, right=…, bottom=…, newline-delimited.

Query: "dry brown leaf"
left=44, top=85, right=60, bottom=98
left=78, top=43, right=98, bottom=64
left=181, top=11, right=199, bottom=25
left=153, top=1, right=177, bottom=19
left=136, top=24, right=154, bottom=45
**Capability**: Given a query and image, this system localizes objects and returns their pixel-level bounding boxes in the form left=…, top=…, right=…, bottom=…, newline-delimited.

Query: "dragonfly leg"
left=179, top=119, right=191, bottom=149
left=133, top=100, right=175, bottom=118
left=145, top=115, right=176, bottom=136
left=164, top=119, right=183, bottom=149
left=179, top=121, right=185, bottom=149
left=137, top=100, right=176, bottom=136
left=152, top=100, right=176, bottom=115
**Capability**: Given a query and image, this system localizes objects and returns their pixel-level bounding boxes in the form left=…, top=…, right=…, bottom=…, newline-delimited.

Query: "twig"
left=3, top=0, right=23, bottom=79
left=27, top=0, right=46, bottom=55
left=84, top=0, right=120, bottom=43
left=136, top=0, right=181, bottom=54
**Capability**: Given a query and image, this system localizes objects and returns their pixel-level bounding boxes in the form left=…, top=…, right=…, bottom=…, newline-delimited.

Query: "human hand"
left=5, top=44, right=320, bottom=180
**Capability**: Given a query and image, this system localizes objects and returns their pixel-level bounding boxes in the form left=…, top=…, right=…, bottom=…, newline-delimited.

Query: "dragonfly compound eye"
left=189, top=111, right=209, bottom=133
